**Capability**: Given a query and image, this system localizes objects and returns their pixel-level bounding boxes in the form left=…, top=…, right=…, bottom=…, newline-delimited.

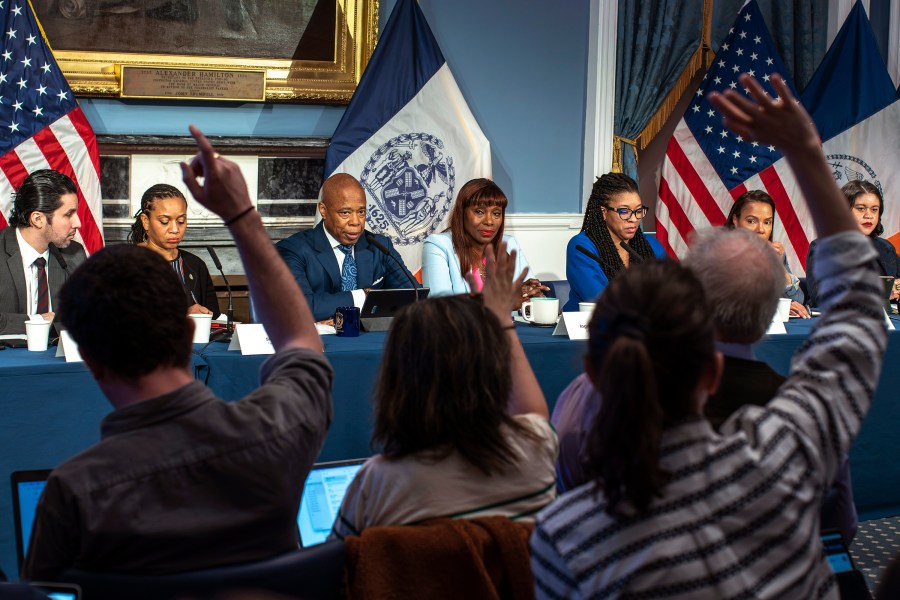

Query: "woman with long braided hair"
left=128, top=184, right=219, bottom=315
left=562, top=173, right=665, bottom=310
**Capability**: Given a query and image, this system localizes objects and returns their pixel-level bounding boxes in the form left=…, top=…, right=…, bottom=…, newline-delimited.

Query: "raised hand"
left=708, top=74, right=818, bottom=154
left=180, top=125, right=254, bottom=224
left=474, top=242, right=528, bottom=321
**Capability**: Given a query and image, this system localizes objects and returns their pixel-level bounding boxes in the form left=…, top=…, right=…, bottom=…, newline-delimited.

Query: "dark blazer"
left=0, top=226, right=87, bottom=334
left=276, top=222, right=416, bottom=321
left=179, top=250, right=220, bottom=315
left=806, top=236, right=899, bottom=306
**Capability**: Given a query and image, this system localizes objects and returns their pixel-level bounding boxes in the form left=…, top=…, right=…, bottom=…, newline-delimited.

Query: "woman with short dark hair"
left=330, top=242, right=556, bottom=538
left=128, top=184, right=219, bottom=315
left=724, top=189, right=809, bottom=317
left=806, top=180, right=900, bottom=305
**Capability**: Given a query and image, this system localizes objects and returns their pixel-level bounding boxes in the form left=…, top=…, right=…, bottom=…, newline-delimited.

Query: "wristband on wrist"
left=224, top=206, right=255, bottom=227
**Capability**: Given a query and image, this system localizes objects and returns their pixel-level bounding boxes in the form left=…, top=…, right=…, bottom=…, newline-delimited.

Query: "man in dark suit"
left=0, top=170, right=87, bottom=335
left=276, top=173, right=417, bottom=321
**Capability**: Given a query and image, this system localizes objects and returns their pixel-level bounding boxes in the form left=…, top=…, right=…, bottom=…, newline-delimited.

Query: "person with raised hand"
left=329, top=240, right=555, bottom=539
left=530, top=73, right=887, bottom=599
left=23, top=126, right=332, bottom=581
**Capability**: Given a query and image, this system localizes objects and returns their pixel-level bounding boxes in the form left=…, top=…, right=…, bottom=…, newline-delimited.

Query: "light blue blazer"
left=422, top=232, right=533, bottom=296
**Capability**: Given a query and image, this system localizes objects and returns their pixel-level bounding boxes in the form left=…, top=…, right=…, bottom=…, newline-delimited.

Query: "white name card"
left=552, top=312, right=590, bottom=340
left=227, top=323, right=275, bottom=355
left=54, top=330, right=83, bottom=362
left=885, top=308, right=895, bottom=330
left=765, top=317, right=787, bottom=335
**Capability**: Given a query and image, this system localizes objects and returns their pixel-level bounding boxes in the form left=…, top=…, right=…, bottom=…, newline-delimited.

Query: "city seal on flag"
left=826, top=154, right=882, bottom=196
left=360, top=132, right=455, bottom=247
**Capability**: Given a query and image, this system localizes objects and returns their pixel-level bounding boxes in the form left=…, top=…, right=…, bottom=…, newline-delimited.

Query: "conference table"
left=1, top=317, right=898, bottom=578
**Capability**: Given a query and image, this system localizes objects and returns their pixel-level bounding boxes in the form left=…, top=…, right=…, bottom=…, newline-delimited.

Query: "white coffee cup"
left=522, top=297, right=560, bottom=325
left=189, top=313, right=213, bottom=343
left=579, top=302, right=596, bottom=313
left=25, top=319, right=52, bottom=351
left=776, top=297, right=791, bottom=322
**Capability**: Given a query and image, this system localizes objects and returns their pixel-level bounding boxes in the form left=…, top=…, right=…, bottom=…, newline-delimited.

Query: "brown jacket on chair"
left=343, top=516, right=535, bottom=600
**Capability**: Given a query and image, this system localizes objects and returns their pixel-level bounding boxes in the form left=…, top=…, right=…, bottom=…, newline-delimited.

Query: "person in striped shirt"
left=530, top=73, right=888, bottom=599
left=329, top=241, right=556, bottom=540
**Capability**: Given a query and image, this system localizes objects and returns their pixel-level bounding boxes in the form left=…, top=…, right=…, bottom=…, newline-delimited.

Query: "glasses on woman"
left=606, top=205, right=649, bottom=221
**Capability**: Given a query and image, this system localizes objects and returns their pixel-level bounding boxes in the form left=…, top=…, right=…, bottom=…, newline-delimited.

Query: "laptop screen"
left=297, top=459, right=365, bottom=547
left=11, top=470, right=51, bottom=569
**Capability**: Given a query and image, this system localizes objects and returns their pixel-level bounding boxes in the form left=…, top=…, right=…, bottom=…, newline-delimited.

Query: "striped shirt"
left=329, top=414, right=557, bottom=539
left=530, top=231, right=887, bottom=599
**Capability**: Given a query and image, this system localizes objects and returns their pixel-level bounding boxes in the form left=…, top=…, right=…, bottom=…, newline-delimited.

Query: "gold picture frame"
left=33, top=0, right=378, bottom=103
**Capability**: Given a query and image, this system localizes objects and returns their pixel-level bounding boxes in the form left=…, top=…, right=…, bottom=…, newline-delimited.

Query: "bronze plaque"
left=121, top=66, right=266, bottom=101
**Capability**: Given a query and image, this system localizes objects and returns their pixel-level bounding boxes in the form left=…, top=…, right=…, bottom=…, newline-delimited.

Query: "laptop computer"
left=11, top=469, right=51, bottom=571
left=30, top=583, right=82, bottom=600
left=297, top=459, right=366, bottom=547
left=13, top=461, right=365, bottom=564
left=360, top=288, right=429, bottom=332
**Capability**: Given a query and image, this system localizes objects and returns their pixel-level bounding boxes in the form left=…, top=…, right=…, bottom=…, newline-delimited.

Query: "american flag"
left=0, top=0, right=103, bottom=253
left=656, top=0, right=812, bottom=274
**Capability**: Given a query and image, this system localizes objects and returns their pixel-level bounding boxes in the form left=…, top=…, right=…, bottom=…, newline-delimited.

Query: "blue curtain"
left=614, top=0, right=829, bottom=184
left=615, top=0, right=704, bottom=181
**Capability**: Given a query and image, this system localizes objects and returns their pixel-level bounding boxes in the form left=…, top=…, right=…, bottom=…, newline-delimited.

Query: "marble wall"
left=98, top=135, right=326, bottom=275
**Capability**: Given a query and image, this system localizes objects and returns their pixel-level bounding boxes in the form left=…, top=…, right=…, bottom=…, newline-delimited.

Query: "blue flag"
left=324, top=0, right=490, bottom=272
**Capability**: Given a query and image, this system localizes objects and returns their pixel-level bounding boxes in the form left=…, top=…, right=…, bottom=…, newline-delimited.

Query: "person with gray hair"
left=687, top=226, right=858, bottom=545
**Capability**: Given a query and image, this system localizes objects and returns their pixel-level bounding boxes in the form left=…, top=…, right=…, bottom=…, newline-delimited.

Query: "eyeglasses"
left=605, top=205, right=649, bottom=221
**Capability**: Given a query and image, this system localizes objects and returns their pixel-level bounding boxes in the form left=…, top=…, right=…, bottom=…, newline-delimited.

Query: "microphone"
left=619, top=241, right=644, bottom=264
left=206, top=246, right=234, bottom=341
left=576, top=244, right=604, bottom=267
left=364, top=231, right=420, bottom=301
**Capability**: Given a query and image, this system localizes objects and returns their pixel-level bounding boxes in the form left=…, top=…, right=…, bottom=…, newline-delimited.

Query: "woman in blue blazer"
left=423, top=178, right=545, bottom=307
left=564, top=173, right=665, bottom=311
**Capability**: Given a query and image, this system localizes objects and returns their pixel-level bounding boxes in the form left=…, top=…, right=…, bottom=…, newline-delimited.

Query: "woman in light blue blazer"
left=423, top=178, right=545, bottom=307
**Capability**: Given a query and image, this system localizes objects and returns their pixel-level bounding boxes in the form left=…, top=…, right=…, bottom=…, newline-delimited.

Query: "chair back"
left=59, top=540, right=344, bottom=600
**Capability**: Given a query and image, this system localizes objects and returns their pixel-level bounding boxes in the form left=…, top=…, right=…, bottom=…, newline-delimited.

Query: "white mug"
left=522, top=297, right=559, bottom=325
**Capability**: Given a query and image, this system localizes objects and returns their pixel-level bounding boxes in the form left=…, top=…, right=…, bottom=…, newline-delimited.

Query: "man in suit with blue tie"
left=276, top=173, right=417, bottom=321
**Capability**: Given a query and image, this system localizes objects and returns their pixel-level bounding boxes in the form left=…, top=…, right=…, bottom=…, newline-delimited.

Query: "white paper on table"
left=552, top=312, right=590, bottom=340
left=54, top=330, right=84, bottom=362
left=227, top=323, right=275, bottom=355
left=316, top=323, right=337, bottom=336
left=766, top=317, right=787, bottom=335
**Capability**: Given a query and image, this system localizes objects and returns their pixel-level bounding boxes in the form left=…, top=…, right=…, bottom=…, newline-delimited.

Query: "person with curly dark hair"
left=806, top=179, right=899, bottom=306
left=563, top=172, right=665, bottom=311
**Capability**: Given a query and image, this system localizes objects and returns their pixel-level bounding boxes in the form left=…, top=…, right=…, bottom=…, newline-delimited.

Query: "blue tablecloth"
left=0, top=317, right=897, bottom=577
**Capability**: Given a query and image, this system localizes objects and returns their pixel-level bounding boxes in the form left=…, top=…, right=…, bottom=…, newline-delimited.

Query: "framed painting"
left=31, top=0, right=378, bottom=102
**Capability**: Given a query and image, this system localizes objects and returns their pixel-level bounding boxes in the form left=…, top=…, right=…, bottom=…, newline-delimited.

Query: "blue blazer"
left=564, top=231, right=666, bottom=311
left=276, top=222, right=417, bottom=321
left=422, top=232, right=533, bottom=296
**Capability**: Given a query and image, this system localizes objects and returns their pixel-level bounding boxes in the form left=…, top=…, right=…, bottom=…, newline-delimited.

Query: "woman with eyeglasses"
left=805, top=180, right=900, bottom=306
left=563, top=173, right=665, bottom=311
left=724, top=190, right=810, bottom=318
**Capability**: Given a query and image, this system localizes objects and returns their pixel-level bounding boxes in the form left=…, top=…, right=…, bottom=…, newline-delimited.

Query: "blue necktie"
left=338, top=244, right=357, bottom=291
